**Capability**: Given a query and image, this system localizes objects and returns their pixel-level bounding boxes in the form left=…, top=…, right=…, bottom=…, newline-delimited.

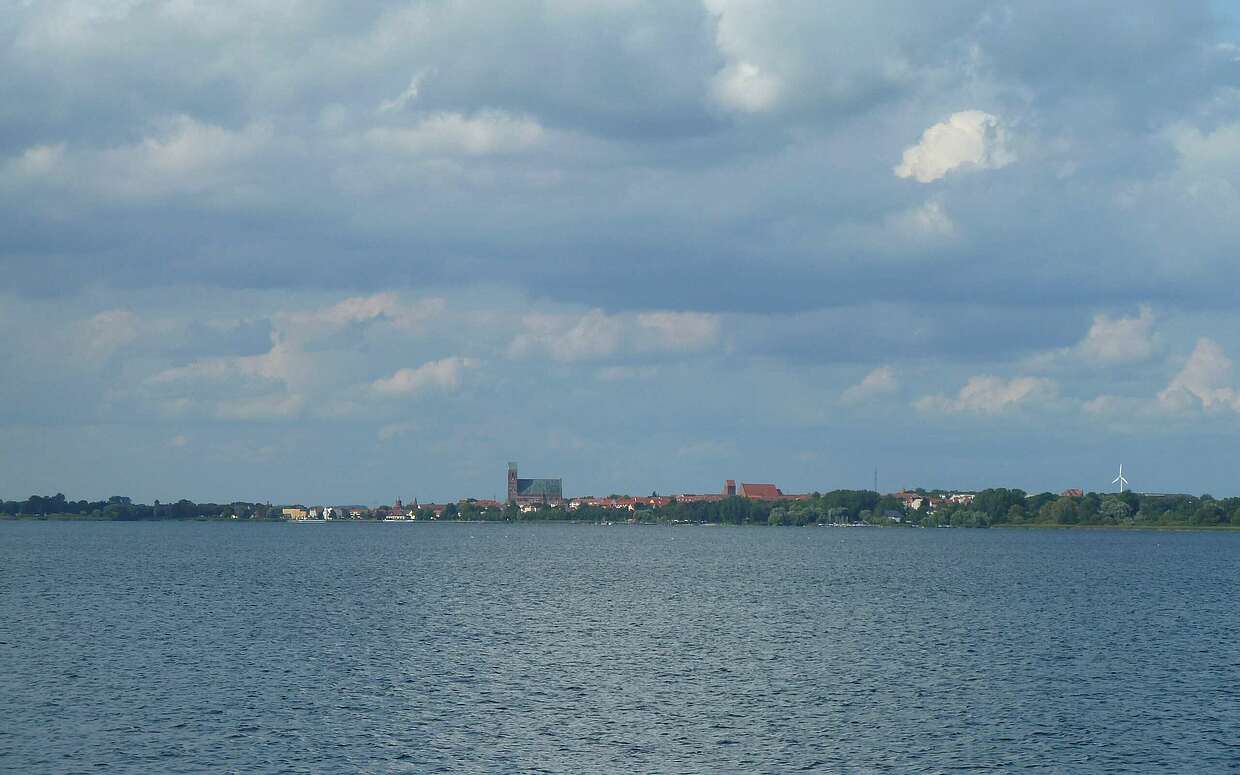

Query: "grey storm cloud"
left=3, top=1, right=1240, bottom=501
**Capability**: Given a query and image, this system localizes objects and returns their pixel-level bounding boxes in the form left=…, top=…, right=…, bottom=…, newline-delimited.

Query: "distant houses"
left=567, top=495, right=675, bottom=512
left=275, top=470, right=988, bottom=521
left=565, top=480, right=819, bottom=512
left=891, top=490, right=976, bottom=513
left=275, top=468, right=847, bottom=521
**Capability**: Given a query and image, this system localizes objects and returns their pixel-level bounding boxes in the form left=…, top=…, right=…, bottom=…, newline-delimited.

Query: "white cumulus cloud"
left=703, top=0, right=784, bottom=114
left=152, top=335, right=308, bottom=386
left=282, top=293, right=444, bottom=340
left=98, top=115, right=274, bottom=198
left=142, top=292, right=451, bottom=423
left=711, top=61, right=781, bottom=114
left=1167, top=120, right=1240, bottom=173
left=916, top=375, right=1056, bottom=415
left=841, top=366, right=898, bottom=404
left=890, top=199, right=956, bottom=239
left=1157, top=338, right=1240, bottom=412
left=377, top=69, right=434, bottom=114
left=510, top=309, right=625, bottom=362
left=1078, top=305, right=1157, bottom=364
left=510, top=308, right=721, bottom=362
left=372, top=356, right=479, bottom=397
left=895, top=110, right=1013, bottom=183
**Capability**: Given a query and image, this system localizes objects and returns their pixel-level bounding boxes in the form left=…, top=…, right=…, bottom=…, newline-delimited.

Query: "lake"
left=1, top=522, right=1236, bottom=773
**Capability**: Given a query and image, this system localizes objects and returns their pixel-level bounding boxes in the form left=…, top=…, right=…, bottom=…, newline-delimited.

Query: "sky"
left=3, top=1, right=1240, bottom=504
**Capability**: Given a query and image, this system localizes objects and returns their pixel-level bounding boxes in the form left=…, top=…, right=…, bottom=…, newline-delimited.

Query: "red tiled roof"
left=740, top=483, right=783, bottom=499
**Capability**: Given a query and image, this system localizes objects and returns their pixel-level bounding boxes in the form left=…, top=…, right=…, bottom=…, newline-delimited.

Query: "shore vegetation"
left=4, top=489, right=1239, bottom=529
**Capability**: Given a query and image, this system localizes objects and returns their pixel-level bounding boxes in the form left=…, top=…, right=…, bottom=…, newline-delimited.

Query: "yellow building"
left=282, top=507, right=308, bottom=520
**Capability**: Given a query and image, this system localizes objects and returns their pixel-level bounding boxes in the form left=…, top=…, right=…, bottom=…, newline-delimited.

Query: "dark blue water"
left=1, top=522, right=1237, bottom=773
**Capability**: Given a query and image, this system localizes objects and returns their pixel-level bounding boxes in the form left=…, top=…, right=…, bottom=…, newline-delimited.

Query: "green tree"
left=1026, top=492, right=1059, bottom=515
left=972, top=489, right=1027, bottom=521
left=719, top=496, right=747, bottom=524
left=1041, top=496, right=1078, bottom=524
left=1193, top=502, right=1222, bottom=525
left=1098, top=498, right=1131, bottom=525
left=951, top=510, right=988, bottom=528
left=1077, top=493, right=1101, bottom=524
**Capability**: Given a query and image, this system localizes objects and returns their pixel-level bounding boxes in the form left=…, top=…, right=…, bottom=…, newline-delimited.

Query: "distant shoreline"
left=4, top=514, right=1240, bottom=532
left=992, top=522, right=1240, bottom=532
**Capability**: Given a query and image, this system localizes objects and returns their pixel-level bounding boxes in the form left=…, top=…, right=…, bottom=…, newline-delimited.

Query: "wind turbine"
left=1112, top=464, right=1128, bottom=494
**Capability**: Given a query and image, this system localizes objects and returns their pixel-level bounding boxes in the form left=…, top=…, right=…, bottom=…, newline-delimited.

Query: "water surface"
left=1, top=522, right=1236, bottom=773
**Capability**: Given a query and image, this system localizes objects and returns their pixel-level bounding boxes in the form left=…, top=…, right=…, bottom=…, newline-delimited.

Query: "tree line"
left=0, top=495, right=279, bottom=520
left=3, top=489, right=1237, bottom=528
left=437, top=490, right=896, bottom=525
left=440, top=489, right=1240, bottom=528
left=916, top=488, right=1240, bottom=528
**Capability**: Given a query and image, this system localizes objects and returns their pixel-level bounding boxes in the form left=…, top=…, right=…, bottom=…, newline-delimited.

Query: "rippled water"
left=1, top=522, right=1237, bottom=773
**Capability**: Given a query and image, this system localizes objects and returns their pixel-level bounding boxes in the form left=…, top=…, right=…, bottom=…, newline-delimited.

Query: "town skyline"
left=10, top=479, right=1234, bottom=530
left=3, top=458, right=1175, bottom=511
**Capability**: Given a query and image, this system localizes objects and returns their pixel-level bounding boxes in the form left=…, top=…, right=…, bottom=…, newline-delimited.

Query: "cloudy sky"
left=4, top=1, right=1240, bottom=504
